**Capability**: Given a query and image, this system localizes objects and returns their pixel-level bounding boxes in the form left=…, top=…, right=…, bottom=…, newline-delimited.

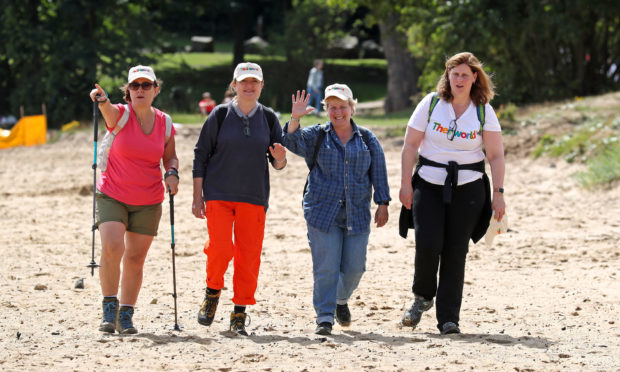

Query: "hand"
left=192, top=197, right=205, bottom=219
left=374, top=205, right=389, bottom=227
left=291, top=90, right=314, bottom=119
left=399, top=184, right=414, bottom=210
left=492, top=193, right=506, bottom=222
left=89, top=83, right=107, bottom=103
left=269, top=143, right=286, bottom=162
left=165, top=176, right=179, bottom=195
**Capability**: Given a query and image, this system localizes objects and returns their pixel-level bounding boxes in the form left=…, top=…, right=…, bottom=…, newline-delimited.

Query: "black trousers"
left=412, top=177, right=485, bottom=329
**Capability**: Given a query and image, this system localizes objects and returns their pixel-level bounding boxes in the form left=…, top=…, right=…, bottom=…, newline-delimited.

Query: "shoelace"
left=103, top=301, right=117, bottom=322
left=118, top=308, right=134, bottom=329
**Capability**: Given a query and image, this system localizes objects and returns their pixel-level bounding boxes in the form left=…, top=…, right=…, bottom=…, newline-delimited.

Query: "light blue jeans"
left=307, top=206, right=370, bottom=325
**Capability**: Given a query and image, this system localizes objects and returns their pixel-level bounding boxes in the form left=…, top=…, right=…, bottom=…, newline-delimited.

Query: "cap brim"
left=324, top=92, right=349, bottom=101
left=235, top=74, right=263, bottom=82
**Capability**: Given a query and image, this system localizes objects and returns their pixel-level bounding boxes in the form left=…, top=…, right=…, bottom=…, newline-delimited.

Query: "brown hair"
left=120, top=79, right=162, bottom=103
left=436, top=52, right=494, bottom=105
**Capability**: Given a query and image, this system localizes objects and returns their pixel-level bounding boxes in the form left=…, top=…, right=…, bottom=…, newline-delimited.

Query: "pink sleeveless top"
left=97, top=104, right=175, bottom=205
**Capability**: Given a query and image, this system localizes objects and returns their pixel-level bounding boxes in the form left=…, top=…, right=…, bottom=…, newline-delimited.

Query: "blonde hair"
left=436, top=52, right=494, bottom=105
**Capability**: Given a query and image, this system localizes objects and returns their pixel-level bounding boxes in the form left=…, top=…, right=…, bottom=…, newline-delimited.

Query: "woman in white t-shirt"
left=399, top=52, right=506, bottom=335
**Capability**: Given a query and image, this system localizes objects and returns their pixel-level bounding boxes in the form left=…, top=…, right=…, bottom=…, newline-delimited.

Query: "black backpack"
left=209, top=104, right=277, bottom=157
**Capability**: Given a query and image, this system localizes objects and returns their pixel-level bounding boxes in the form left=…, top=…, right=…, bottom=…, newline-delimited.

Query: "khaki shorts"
left=96, top=191, right=162, bottom=236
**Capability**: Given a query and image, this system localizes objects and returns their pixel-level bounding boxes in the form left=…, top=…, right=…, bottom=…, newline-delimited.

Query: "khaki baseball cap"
left=485, top=212, right=508, bottom=246
left=234, top=62, right=263, bottom=81
left=128, top=65, right=156, bottom=83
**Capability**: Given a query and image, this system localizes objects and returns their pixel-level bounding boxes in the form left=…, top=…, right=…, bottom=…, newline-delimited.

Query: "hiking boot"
left=230, top=312, right=249, bottom=336
left=116, top=306, right=137, bottom=334
left=99, top=297, right=118, bottom=333
left=335, top=304, right=351, bottom=326
left=401, top=295, right=434, bottom=329
left=315, top=322, right=332, bottom=335
left=197, top=289, right=221, bottom=326
left=440, top=321, right=461, bottom=335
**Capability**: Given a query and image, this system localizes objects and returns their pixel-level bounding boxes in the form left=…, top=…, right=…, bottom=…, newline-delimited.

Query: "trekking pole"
left=87, top=97, right=101, bottom=276
left=169, top=189, right=182, bottom=331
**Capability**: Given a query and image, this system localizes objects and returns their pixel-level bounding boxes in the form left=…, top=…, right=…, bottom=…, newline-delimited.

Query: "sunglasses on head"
left=129, top=82, right=156, bottom=91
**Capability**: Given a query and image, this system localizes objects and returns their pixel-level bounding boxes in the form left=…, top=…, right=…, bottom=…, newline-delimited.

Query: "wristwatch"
left=493, top=187, right=504, bottom=194
left=377, top=200, right=390, bottom=205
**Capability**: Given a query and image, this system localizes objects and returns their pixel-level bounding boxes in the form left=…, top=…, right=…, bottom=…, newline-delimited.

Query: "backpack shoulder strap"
left=358, top=126, right=372, bottom=148
left=163, top=112, right=173, bottom=141
left=262, top=106, right=277, bottom=132
left=112, top=104, right=131, bottom=135
left=476, top=103, right=486, bottom=132
left=215, top=104, right=227, bottom=133
left=427, top=93, right=440, bottom=123
left=309, top=124, right=327, bottom=171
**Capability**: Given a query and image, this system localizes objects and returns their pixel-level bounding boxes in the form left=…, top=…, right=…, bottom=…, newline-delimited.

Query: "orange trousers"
left=204, top=200, right=266, bottom=305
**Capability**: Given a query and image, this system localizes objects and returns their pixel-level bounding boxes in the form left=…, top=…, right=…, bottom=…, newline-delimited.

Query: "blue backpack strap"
left=427, top=93, right=440, bottom=123
left=476, top=103, right=485, bottom=132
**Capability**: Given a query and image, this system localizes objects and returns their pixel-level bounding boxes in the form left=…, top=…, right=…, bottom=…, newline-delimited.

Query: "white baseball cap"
left=324, top=83, right=354, bottom=101
left=128, top=65, right=156, bottom=83
left=484, top=212, right=508, bottom=247
left=234, top=62, right=263, bottom=81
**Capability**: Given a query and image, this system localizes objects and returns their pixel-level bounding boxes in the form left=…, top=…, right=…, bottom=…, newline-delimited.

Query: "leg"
left=99, top=222, right=126, bottom=297
left=231, top=202, right=266, bottom=306
left=119, top=231, right=154, bottom=306
left=205, top=201, right=235, bottom=290
left=307, top=223, right=344, bottom=325
left=411, top=179, right=445, bottom=300
left=435, top=179, right=485, bottom=330
left=336, top=231, right=369, bottom=304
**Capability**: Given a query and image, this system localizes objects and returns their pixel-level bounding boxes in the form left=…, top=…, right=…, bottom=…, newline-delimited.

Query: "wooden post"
left=19, top=105, right=24, bottom=118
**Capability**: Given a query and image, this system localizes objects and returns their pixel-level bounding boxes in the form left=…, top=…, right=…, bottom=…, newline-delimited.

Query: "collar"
left=231, top=101, right=261, bottom=119
left=325, top=119, right=362, bottom=137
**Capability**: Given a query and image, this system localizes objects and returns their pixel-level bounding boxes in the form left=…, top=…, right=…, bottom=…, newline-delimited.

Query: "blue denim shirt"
left=282, top=120, right=391, bottom=234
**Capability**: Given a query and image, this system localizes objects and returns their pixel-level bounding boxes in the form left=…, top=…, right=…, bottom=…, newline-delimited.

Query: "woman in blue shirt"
left=282, top=84, right=391, bottom=335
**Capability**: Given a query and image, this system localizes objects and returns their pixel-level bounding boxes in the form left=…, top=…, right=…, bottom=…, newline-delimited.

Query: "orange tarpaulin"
left=0, top=115, right=47, bottom=149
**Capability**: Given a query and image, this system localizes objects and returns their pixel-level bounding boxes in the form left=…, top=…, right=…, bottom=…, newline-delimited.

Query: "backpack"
left=209, top=104, right=277, bottom=158
left=98, top=104, right=172, bottom=172
left=428, top=93, right=486, bottom=132
left=302, top=124, right=372, bottom=198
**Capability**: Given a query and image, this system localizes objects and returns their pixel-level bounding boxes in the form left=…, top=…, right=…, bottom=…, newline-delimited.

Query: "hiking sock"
left=233, top=305, right=246, bottom=314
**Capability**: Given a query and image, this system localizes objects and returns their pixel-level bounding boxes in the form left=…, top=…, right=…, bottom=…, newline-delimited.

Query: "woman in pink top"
left=89, top=65, right=179, bottom=334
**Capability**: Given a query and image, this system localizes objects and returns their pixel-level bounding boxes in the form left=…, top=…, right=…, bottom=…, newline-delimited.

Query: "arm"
left=192, top=177, right=205, bottom=219
left=483, top=131, right=506, bottom=222
left=366, top=132, right=391, bottom=228
left=400, top=126, right=425, bottom=210
left=89, top=83, right=120, bottom=129
left=287, top=90, right=314, bottom=133
left=162, top=135, right=179, bottom=195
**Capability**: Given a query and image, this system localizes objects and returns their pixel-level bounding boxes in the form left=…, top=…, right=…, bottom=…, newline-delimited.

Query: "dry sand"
left=0, top=108, right=618, bottom=371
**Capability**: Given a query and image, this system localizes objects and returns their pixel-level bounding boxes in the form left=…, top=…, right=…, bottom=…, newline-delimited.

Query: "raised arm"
left=89, top=83, right=121, bottom=129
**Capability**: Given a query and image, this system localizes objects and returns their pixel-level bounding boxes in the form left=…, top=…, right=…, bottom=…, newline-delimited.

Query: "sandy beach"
left=0, top=103, right=618, bottom=371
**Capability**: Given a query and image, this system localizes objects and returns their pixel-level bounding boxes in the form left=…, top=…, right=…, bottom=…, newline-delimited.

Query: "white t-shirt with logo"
left=407, top=92, right=501, bottom=186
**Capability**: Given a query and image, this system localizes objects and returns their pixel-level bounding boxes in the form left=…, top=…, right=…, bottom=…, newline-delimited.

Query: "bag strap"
left=428, top=93, right=486, bottom=132
left=112, top=104, right=131, bottom=135
left=164, top=112, right=172, bottom=141
left=309, top=125, right=327, bottom=171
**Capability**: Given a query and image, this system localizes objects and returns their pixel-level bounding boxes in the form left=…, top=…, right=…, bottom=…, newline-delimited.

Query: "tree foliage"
left=402, top=0, right=620, bottom=105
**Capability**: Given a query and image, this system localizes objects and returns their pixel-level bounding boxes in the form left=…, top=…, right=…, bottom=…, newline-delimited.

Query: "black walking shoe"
left=440, top=322, right=461, bottom=335
left=401, top=295, right=434, bottom=329
left=335, top=304, right=351, bottom=326
left=116, top=306, right=137, bottom=334
left=230, top=312, right=249, bottom=336
left=315, top=322, right=332, bottom=335
left=197, top=289, right=221, bottom=326
left=99, top=297, right=118, bottom=333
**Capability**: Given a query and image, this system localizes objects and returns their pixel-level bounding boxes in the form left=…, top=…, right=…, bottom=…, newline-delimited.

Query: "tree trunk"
left=379, top=13, right=418, bottom=113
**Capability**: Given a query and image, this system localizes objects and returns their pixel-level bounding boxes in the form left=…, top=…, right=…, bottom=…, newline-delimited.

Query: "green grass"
left=575, top=143, right=620, bottom=187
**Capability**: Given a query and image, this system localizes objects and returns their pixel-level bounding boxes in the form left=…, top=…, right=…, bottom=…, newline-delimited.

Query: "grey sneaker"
left=440, top=321, right=461, bottom=335
left=401, top=295, right=433, bottom=329
left=116, top=306, right=137, bottom=334
left=315, top=322, right=332, bottom=335
left=99, top=297, right=118, bottom=333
